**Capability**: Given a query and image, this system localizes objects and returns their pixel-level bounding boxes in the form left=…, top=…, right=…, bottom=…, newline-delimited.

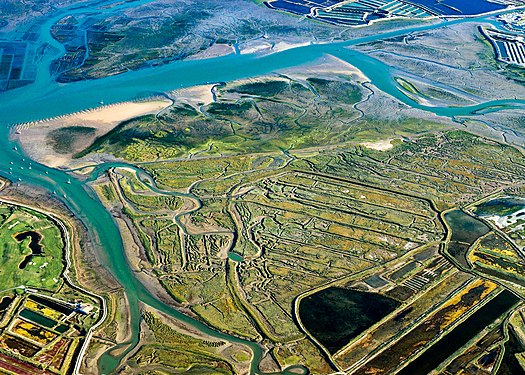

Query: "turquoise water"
left=0, top=1, right=524, bottom=374
left=228, top=252, right=245, bottom=262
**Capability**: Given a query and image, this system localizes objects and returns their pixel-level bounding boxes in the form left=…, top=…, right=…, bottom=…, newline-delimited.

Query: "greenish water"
left=0, top=1, right=523, bottom=374
left=19, top=308, right=56, bottom=329
left=228, top=252, right=244, bottom=262
left=444, top=210, right=491, bottom=244
left=55, top=324, right=69, bottom=333
left=475, top=197, right=525, bottom=217
left=443, top=210, right=491, bottom=268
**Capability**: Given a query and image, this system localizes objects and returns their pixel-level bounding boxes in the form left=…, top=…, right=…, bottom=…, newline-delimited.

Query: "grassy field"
left=125, top=309, right=250, bottom=374
left=0, top=203, right=64, bottom=292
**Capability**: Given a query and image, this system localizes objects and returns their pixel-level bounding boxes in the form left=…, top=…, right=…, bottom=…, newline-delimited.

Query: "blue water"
left=407, top=0, right=505, bottom=15
left=0, top=1, right=524, bottom=374
left=3, top=15, right=523, bottom=126
left=266, top=0, right=506, bottom=17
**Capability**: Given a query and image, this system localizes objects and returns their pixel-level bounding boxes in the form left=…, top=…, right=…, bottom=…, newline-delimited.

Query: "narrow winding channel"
left=0, top=1, right=524, bottom=373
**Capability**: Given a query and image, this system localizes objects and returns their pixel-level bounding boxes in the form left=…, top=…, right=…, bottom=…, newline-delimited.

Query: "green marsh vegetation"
left=75, top=75, right=445, bottom=162
left=95, top=129, right=525, bottom=373
left=128, top=310, right=239, bottom=374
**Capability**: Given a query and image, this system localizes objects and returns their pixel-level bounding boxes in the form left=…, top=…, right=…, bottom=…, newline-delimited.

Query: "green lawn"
left=0, top=204, right=64, bottom=293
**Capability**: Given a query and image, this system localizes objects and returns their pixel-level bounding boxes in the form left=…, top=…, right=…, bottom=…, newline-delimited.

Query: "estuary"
left=1, top=1, right=525, bottom=373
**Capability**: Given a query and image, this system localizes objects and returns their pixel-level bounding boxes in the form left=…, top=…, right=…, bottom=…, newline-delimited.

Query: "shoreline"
left=0, top=179, right=109, bottom=375
left=13, top=99, right=172, bottom=169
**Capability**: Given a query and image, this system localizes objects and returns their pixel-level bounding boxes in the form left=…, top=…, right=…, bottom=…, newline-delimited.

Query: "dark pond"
left=265, top=0, right=310, bottom=15
left=479, top=349, right=498, bottom=367
left=0, top=296, right=13, bottom=311
left=54, top=324, right=69, bottom=333
left=29, top=295, right=73, bottom=315
left=398, top=290, right=519, bottom=375
left=2, top=335, right=39, bottom=356
left=477, top=265, right=525, bottom=288
left=389, top=261, right=417, bottom=281
left=299, top=287, right=400, bottom=353
left=413, top=247, right=436, bottom=261
left=15, top=231, right=43, bottom=269
left=364, top=275, right=388, bottom=288
left=446, top=242, right=471, bottom=269
left=20, top=308, right=57, bottom=329
left=497, top=324, right=525, bottom=375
